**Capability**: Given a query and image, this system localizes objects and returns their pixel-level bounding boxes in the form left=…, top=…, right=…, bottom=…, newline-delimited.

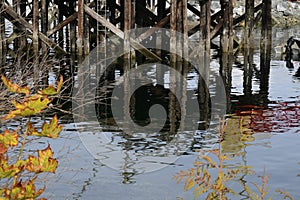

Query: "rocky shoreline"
left=211, top=0, right=300, bottom=27
left=236, top=0, right=300, bottom=27
left=271, top=1, right=300, bottom=26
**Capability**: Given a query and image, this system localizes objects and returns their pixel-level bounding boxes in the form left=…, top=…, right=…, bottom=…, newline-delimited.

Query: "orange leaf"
left=26, top=122, right=40, bottom=136
left=0, top=143, right=8, bottom=154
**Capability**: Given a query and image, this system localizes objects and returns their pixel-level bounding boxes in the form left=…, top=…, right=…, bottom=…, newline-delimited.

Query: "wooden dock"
left=0, top=0, right=272, bottom=66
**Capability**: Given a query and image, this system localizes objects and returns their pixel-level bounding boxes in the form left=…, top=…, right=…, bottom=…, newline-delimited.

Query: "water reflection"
left=90, top=60, right=219, bottom=174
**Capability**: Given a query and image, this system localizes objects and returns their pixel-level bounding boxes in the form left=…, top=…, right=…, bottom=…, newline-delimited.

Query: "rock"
left=234, top=7, right=245, bottom=16
left=284, top=10, right=293, bottom=16
left=277, top=2, right=288, bottom=12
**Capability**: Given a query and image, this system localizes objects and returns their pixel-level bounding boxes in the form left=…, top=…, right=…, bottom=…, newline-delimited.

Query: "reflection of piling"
left=260, top=0, right=272, bottom=106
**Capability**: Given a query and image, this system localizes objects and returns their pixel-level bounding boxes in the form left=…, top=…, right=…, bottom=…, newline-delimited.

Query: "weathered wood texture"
left=0, top=0, right=271, bottom=66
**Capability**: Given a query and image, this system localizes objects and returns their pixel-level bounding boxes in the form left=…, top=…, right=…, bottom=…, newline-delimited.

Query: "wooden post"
left=261, top=0, right=272, bottom=50
left=176, top=0, right=183, bottom=64
left=84, top=0, right=90, bottom=57
left=41, top=0, right=49, bottom=54
left=156, top=0, right=167, bottom=58
left=58, top=1, right=64, bottom=48
left=244, top=0, right=254, bottom=49
left=20, top=0, right=27, bottom=48
left=220, top=0, right=233, bottom=53
left=182, top=0, right=188, bottom=60
left=33, top=0, right=39, bottom=79
left=124, top=0, right=132, bottom=71
left=78, top=0, right=84, bottom=58
left=0, top=0, right=5, bottom=69
left=220, top=0, right=229, bottom=53
left=199, top=0, right=211, bottom=57
left=243, top=0, right=254, bottom=97
left=70, top=1, right=76, bottom=82
left=170, top=0, right=177, bottom=65
left=228, top=0, right=234, bottom=53
left=12, top=0, right=19, bottom=49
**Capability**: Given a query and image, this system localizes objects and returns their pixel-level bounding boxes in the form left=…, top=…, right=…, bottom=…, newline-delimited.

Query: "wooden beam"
left=136, top=15, right=170, bottom=42
left=1, top=2, right=66, bottom=55
left=84, top=4, right=161, bottom=61
left=47, top=12, right=77, bottom=37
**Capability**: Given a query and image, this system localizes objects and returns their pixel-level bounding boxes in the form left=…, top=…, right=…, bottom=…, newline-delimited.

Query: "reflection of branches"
left=173, top=119, right=295, bottom=200
left=174, top=147, right=253, bottom=199
left=244, top=167, right=270, bottom=200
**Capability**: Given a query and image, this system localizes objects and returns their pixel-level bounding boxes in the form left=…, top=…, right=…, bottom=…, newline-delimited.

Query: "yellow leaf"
left=1, top=76, right=30, bottom=95
left=2, top=179, right=45, bottom=199
left=38, top=145, right=58, bottom=173
left=3, top=96, right=51, bottom=120
left=38, top=85, right=57, bottom=96
left=38, top=75, right=63, bottom=96
left=0, top=160, right=21, bottom=179
left=0, top=130, right=18, bottom=147
left=26, top=145, right=58, bottom=173
left=56, top=75, right=63, bottom=93
left=41, top=115, right=63, bottom=138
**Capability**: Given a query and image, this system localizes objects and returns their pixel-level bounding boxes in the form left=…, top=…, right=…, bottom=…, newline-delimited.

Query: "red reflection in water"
left=235, top=103, right=300, bottom=133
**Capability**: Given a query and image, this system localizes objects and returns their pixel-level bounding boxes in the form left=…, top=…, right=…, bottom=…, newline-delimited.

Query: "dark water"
left=2, top=25, right=300, bottom=199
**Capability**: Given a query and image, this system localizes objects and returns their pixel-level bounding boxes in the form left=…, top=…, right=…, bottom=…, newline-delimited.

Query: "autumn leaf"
left=0, top=160, right=21, bottom=179
left=41, top=115, right=63, bottom=138
left=38, top=145, right=58, bottom=173
left=1, top=179, right=45, bottom=199
left=26, top=121, right=40, bottom=136
left=38, top=75, right=63, bottom=96
left=0, top=130, right=18, bottom=147
left=27, top=116, right=62, bottom=139
left=26, top=155, right=40, bottom=173
left=1, top=75, right=30, bottom=95
left=3, top=95, right=51, bottom=120
left=26, top=145, right=58, bottom=173
left=0, top=143, right=8, bottom=154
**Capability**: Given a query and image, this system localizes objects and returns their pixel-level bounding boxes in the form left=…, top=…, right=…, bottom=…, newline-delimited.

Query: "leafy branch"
left=0, top=75, right=63, bottom=199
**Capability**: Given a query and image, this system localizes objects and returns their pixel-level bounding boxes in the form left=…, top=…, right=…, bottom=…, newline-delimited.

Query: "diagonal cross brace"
left=1, top=2, right=67, bottom=55
left=84, top=5, right=161, bottom=61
